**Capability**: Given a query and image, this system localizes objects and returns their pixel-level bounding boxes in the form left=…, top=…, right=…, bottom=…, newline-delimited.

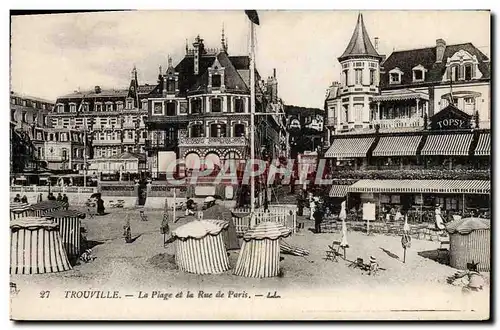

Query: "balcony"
left=122, top=138, right=136, bottom=144
left=44, top=156, right=67, bottom=162
left=372, top=117, right=424, bottom=129
left=92, top=139, right=122, bottom=145
left=145, top=116, right=190, bottom=124
left=178, top=136, right=247, bottom=147
left=145, top=138, right=177, bottom=151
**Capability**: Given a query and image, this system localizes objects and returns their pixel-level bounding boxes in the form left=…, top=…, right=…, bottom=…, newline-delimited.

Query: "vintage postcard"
left=9, top=9, right=491, bottom=320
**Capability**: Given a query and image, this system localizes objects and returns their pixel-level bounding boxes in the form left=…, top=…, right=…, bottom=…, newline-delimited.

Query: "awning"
left=372, top=135, right=422, bottom=157
left=325, top=137, right=375, bottom=158
left=347, top=180, right=490, bottom=194
left=372, top=90, right=429, bottom=102
left=474, top=133, right=490, bottom=156
left=329, top=185, right=350, bottom=197
left=421, top=133, right=473, bottom=156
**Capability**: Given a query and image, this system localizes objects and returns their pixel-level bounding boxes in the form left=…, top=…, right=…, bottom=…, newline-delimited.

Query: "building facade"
left=145, top=35, right=288, bottom=178
left=323, top=13, right=491, bottom=220
left=51, top=68, right=152, bottom=161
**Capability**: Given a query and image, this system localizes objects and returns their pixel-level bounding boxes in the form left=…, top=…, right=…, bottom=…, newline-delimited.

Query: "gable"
left=430, top=104, right=472, bottom=130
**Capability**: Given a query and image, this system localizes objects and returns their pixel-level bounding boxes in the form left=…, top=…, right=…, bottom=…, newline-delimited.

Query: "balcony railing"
left=122, top=138, right=136, bottom=144
left=372, top=117, right=424, bottom=129
left=145, top=138, right=177, bottom=150
left=92, top=139, right=122, bottom=145
left=122, top=122, right=136, bottom=129
left=178, top=136, right=247, bottom=146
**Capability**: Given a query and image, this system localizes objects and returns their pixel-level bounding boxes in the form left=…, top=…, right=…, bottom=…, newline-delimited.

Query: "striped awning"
left=347, top=180, right=490, bottom=194
left=372, top=135, right=422, bottom=157
left=329, top=185, right=350, bottom=197
left=325, top=137, right=375, bottom=158
left=372, top=91, right=429, bottom=102
left=421, top=134, right=473, bottom=156
left=474, top=133, right=490, bottom=156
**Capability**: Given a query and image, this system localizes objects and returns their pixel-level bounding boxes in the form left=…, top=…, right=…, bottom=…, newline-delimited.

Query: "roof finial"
left=168, top=54, right=173, bottom=68
left=185, top=38, right=188, bottom=54
left=159, top=65, right=162, bottom=75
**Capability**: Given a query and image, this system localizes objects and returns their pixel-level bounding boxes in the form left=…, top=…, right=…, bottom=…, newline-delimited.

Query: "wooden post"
left=403, top=248, right=406, bottom=263
left=462, top=193, right=465, bottom=215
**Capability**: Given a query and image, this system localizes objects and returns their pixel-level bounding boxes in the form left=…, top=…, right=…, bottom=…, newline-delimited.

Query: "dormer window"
left=464, top=63, right=473, bottom=80
left=166, top=79, right=175, bottom=92
left=412, top=64, right=426, bottom=82
left=57, top=104, right=65, bottom=113
left=126, top=98, right=134, bottom=110
left=69, top=103, right=77, bottom=112
left=445, top=50, right=481, bottom=82
left=389, top=68, right=403, bottom=84
left=212, top=74, right=221, bottom=88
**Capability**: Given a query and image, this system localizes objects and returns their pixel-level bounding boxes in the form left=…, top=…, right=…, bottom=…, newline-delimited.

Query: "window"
left=413, top=70, right=423, bottom=81
left=211, top=98, right=222, bottom=112
left=153, top=102, right=163, bottom=115
left=62, top=149, right=68, bottom=160
left=343, top=105, right=348, bottom=123
left=369, top=69, right=376, bottom=85
left=128, top=131, right=133, bottom=139
left=166, top=102, right=176, bottom=116
left=343, top=70, right=349, bottom=86
left=464, top=64, right=473, bottom=80
left=465, top=97, right=475, bottom=104
left=210, top=124, right=219, bottom=137
left=390, top=73, right=401, bottom=84
left=449, top=65, right=459, bottom=81
left=354, top=69, right=363, bottom=85
left=126, top=99, right=133, bottom=109
left=10, top=98, right=15, bottom=104
left=235, top=98, right=244, bottom=113
left=22, top=100, right=27, bottom=106
left=22, top=112, right=27, bottom=122
left=106, top=103, right=113, bottom=111
left=234, top=124, right=245, bottom=137
left=191, top=99, right=202, bottom=113
left=191, top=124, right=203, bottom=137
left=167, top=127, right=176, bottom=141
left=109, top=118, right=117, bottom=125
left=142, top=131, right=147, bottom=139
left=117, top=102, right=124, bottom=111
left=70, top=104, right=77, bottom=112
left=167, top=79, right=175, bottom=92
left=212, top=74, right=221, bottom=88
left=141, top=100, right=148, bottom=111
left=95, top=103, right=102, bottom=112
left=353, top=104, right=363, bottom=122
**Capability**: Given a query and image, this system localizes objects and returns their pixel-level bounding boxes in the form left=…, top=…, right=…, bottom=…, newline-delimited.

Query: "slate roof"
left=380, top=43, right=490, bottom=89
left=339, top=13, right=381, bottom=61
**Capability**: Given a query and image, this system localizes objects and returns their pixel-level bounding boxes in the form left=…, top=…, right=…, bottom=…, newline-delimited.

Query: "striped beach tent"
left=10, top=217, right=72, bottom=274
left=234, top=221, right=292, bottom=278
left=30, top=200, right=68, bottom=217
left=44, top=209, right=86, bottom=260
left=447, top=217, right=490, bottom=272
left=173, top=220, right=230, bottom=275
left=10, top=202, right=32, bottom=220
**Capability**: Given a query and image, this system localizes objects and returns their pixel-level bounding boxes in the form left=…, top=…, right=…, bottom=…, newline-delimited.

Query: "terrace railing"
left=231, top=206, right=297, bottom=235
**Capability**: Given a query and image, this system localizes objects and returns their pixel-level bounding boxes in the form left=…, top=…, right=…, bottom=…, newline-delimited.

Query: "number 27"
left=40, top=291, right=50, bottom=298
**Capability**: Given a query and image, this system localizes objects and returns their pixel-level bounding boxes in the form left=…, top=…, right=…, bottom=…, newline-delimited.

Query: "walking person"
left=313, top=201, right=324, bottom=234
left=37, top=193, right=43, bottom=203
left=435, top=204, right=445, bottom=230
left=62, top=194, right=69, bottom=209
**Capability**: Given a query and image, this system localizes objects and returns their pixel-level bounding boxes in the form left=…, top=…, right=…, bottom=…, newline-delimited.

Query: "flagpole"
left=250, top=20, right=256, bottom=224
left=84, top=129, right=87, bottom=187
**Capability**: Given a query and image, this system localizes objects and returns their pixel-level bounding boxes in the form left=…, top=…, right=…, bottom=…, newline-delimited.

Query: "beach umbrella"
left=339, top=200, right=347, bottom=221
left=340, top=218, right=349, bottom=259
left=401, top=215, right=412, bottom=263
left=30, top=200, right=67, bottom=217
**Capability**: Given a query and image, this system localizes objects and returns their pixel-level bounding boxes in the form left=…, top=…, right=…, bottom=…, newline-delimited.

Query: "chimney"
left=193, top=35, right=204, bottom=75
left=436, top=39, right=446, bottom=63
left=374, top=37, right=379, bottom=51
left=94, top=86, right=101, bottom=94
left=273, top=68, right=276, bottom=78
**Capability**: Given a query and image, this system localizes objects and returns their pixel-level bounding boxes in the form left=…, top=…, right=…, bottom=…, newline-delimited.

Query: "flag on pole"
left=245, top=10, right=260, bottom=25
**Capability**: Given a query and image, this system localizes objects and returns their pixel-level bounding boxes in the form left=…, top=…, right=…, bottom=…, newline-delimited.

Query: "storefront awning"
left=474, top=133, right=490, bottom=156
left=325, top=137, right=375, bottom=158
left=372, top=135, right=422, bottom=157
left=347, top=180, right=490, bottom=194
left=420, top=133, right=473, bottom=156
left=329, top=185, right=350, bottom=197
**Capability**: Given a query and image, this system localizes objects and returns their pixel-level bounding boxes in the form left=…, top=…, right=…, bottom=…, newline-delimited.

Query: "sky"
left=10, top=10, right=490, bottom=108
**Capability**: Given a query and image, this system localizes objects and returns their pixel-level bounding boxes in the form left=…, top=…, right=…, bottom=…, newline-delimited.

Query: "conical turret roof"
left=339, top=13, right=381, bottom=61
